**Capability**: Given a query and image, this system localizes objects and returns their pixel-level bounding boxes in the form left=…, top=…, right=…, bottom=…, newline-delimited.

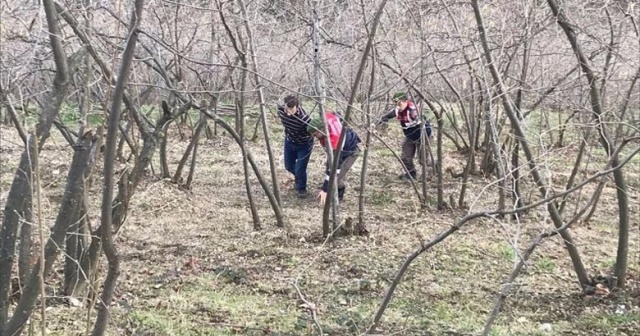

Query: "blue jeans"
left=284, top=138, right=314, bottom=191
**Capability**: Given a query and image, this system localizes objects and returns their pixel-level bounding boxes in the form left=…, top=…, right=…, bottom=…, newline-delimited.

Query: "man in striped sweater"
left=277, top=95, right=314, bottom=198
left=307, top=111, right=361, bottom=206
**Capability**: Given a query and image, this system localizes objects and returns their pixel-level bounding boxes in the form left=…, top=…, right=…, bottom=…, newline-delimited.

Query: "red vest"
left=318, top=112, right=342, bottom=150
left=396, top=101, right=419, bottom=126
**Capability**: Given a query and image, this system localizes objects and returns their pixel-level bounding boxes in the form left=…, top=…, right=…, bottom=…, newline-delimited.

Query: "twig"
left=481, top=235, right=542, bottom=335
left=31, top=130, right=46, bottom=335
left=481, top=184, right=600, bottom=335
left=293, top=282, right=323, bottom=335
left=4, top=94, right=28, bottom=145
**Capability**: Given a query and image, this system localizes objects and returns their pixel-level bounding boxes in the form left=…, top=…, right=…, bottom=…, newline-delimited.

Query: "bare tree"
left=0, top=0, right=71, bottom=331
left=545, top=0, right=634, bottom=288
left=93, top=1, right=145, bottom=335
left=471, top=0, right=590, bottom=287
left=238, top=0, right=282, bottom=206
left=218, top=0, right=262, bottom=230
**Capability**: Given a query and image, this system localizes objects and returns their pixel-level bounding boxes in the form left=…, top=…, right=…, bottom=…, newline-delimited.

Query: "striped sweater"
left=277, top=105, right=313, bottom=144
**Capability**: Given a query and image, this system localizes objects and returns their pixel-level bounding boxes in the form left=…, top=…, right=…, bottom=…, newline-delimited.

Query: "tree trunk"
left=486, top=103, right=507, bottom=213
left=419, top=102, right=429, bottom=209
left=64, top=125, right=102, bottom=297
left=92, top=1, right=144, bottom=334
left=459, top=79, right=478, bottom=208
left=217, top=0, right=261, bottom=230
left=545, top=0, right=629, bottom=288
left=510, top=12, right=533, bottom=212
left=173, top=112, right=206, bottom=184
left=185, top=113, right=205, bottom=189
left=237, top=81, right=262, bottom=229
left=559, top=136, right=589, bottom=214
left=322, top=0, right=388, bottom=234
left=202, top=109, right=287, bottom=228
left=310, top=0, right=336, bottom=237
left=472, top=0, right=590, bottom=287
left=0, top=0, right=70, bottom=330
left=358, top=51, right=377, bottom=229
left=65, top=5, right=95, bottom=295
left=159, top=120, right=173, bottom=178
left=2, top=131, right=98, bottom=336
left=480, top=99, right=495, bottom=176
left=17, top=203, right=33, bottom=288
left=63, top=196, right=91, bottom=296
left=238, top=0, right=282, bottom=206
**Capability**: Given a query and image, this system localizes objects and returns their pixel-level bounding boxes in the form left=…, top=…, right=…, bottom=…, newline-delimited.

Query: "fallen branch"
left=293, top=282, right=323, bottom=335
left=481, top=182, right=601, bottom=335
left=366, top=145, right=640, bottom=333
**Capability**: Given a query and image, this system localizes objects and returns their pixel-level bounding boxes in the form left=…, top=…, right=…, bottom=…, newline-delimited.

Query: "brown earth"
left=0, top=119, right=639, bottom=336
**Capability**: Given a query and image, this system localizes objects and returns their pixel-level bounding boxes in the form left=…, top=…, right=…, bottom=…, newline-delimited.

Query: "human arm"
left=374, top=107, right=397, bottom=126
left=315, top=146, right=332, bottom=205
left=321, top=145, right=332, bottom=193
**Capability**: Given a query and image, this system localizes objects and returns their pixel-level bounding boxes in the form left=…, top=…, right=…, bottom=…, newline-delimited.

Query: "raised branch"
left=366, top=144, right=639, bottom=334
left=481, top=173, right=604, bottom=335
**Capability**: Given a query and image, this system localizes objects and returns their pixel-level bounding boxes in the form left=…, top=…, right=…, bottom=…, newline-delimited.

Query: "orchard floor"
left=1, top=123, right=639, bottom=336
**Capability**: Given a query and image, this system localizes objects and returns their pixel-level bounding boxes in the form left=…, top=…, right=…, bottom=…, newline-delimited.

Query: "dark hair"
left=284, top=95, right=299, bottom=108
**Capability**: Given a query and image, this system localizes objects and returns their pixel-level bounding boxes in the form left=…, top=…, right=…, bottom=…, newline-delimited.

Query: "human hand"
left=318, top=190, right=327, bottom=206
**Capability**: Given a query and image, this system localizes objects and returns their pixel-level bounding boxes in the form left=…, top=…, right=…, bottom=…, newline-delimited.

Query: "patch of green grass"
left=58, top=103, right=105, bottom=127
left=128, top=275, right=300, bottom=335
left=426, top=300, right=487, bottom=333
left=496, top=245, right=516, bottom=261
left=370, top=148, right=399, bottom=159
left=598, top=259, right=616, bottom=270
left=596, top=223, right=616, bottom=234
left=284, top=254, right=301, bottom=268
left=581, top=311, right=640, bottom=330
left=535, top=257, right=556, bottom=273
left=369, top=190, right=393, bottom=205
left=129, top=310, right=208, bottom=336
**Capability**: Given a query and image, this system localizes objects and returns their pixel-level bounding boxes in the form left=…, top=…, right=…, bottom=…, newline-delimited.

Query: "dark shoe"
left=398, top=172, right=417, bottom=180
left=297, top=189, right=308, bottom=199
left=338, top=186, right=346, bottom=201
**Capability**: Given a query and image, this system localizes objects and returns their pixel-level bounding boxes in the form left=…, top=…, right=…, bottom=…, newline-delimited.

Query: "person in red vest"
left=375, top=91, right=432, bottom=180
left=307, top=111, right=361, bottom=206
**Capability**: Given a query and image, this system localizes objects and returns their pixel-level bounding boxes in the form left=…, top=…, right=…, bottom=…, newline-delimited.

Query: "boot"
left=297, top=189, right=309, bottom=199
left=338, top=186, right=346, bottom=201
left=398, top=171, right=417, bottom=180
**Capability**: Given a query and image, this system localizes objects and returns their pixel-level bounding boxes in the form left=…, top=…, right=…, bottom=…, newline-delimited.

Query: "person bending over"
left=307, top=111, right=361, bottom=206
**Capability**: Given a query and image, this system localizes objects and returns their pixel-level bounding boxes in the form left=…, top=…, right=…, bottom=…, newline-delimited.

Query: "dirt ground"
left=0, top=119, right=639, bottom=335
